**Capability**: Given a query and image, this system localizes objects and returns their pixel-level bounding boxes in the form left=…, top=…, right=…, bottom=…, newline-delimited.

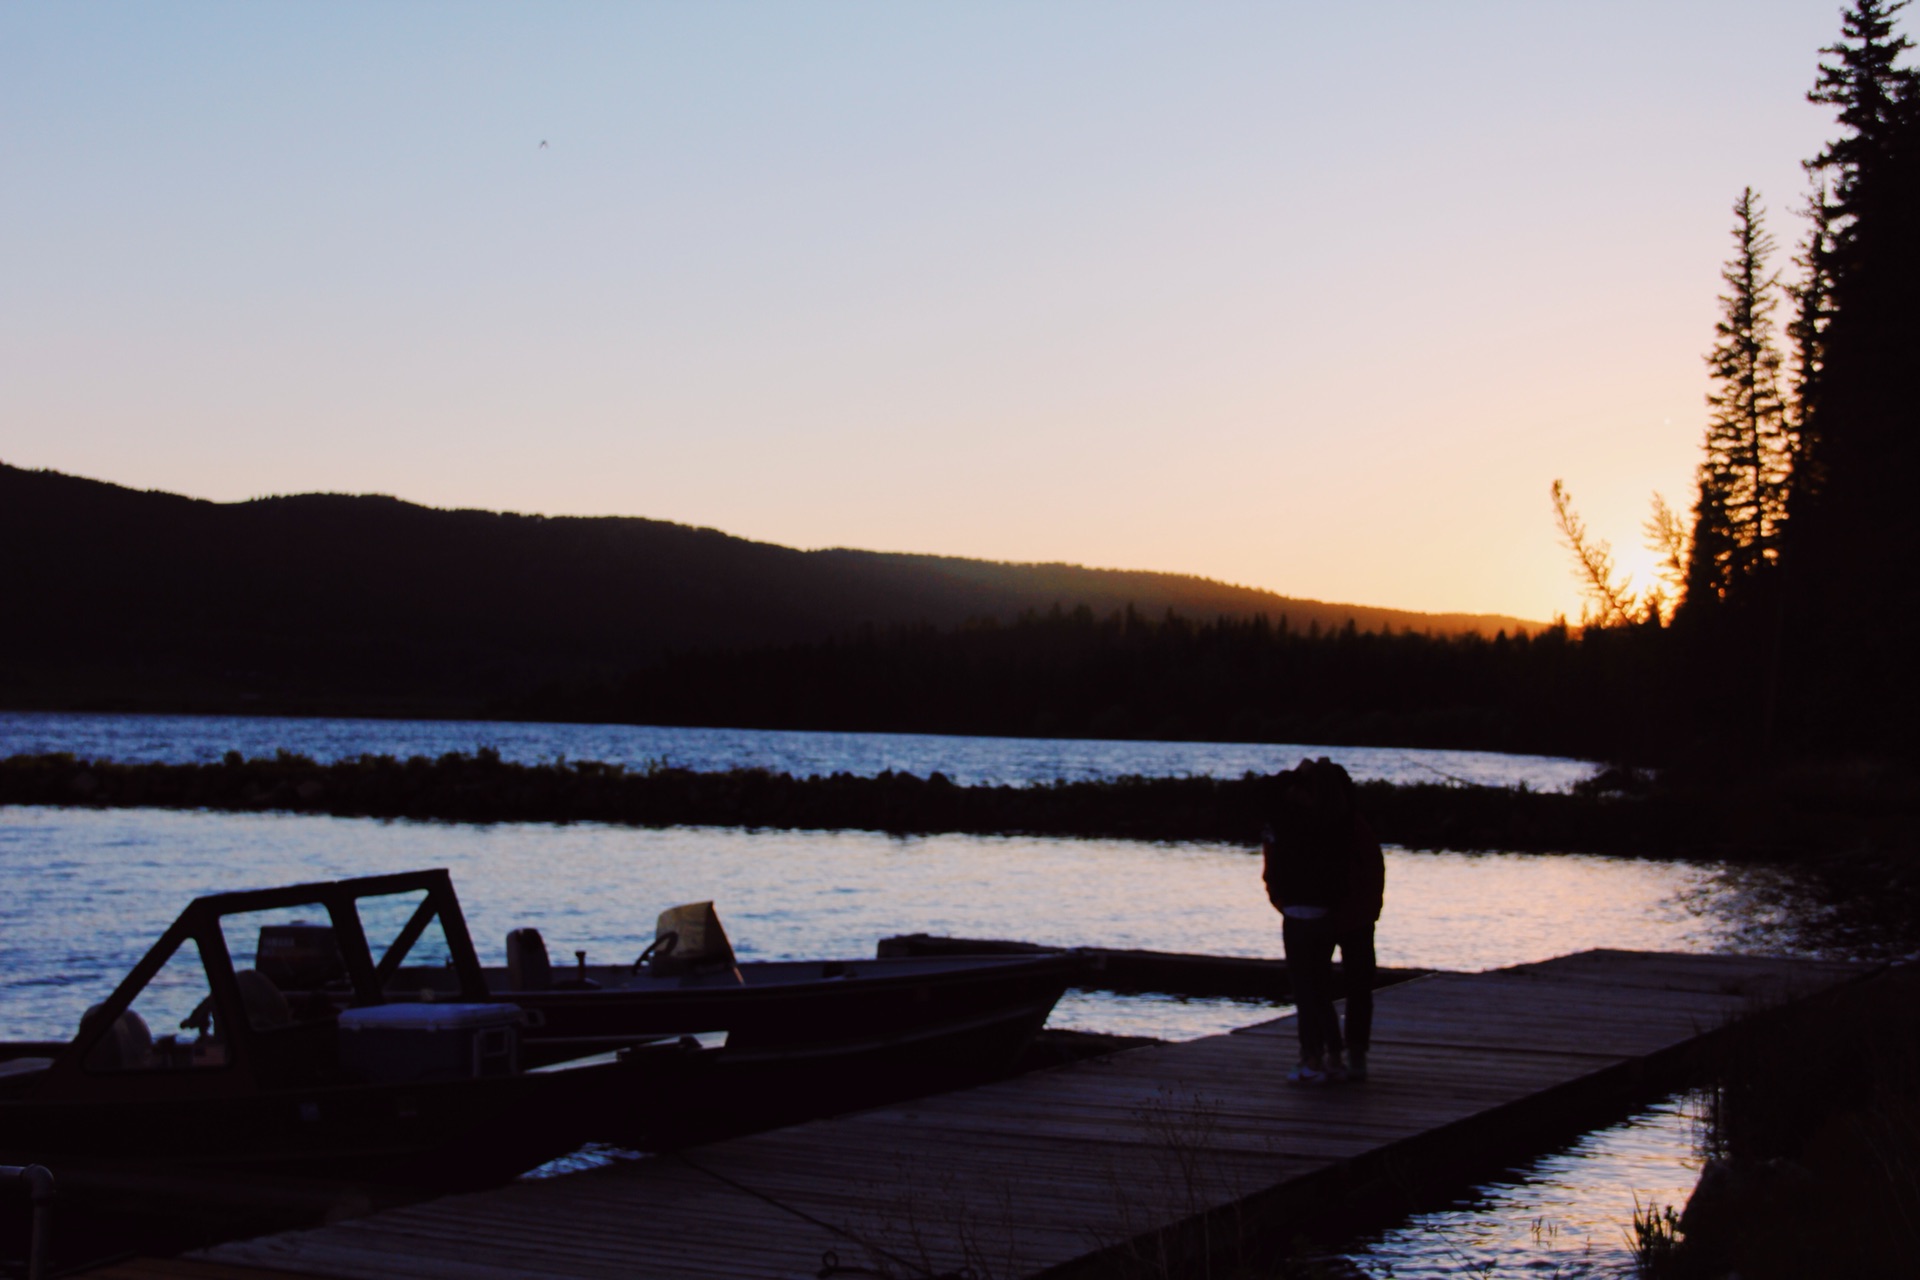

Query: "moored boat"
left=263, top=893, right=1077, bottom=1078
left=0, top=870, right=704, bottom=1200
left=473, top=904, right=1083, bottom=1071
left=382, top=901, right=1085, bottom=1139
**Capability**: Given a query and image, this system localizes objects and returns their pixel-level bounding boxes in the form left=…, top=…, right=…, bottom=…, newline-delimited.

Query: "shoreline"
left=0, top=749, right=1877, bottom=863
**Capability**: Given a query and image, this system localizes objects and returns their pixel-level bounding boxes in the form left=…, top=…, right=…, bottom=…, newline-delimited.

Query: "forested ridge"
left=0, top=462, right=1534, bottom=719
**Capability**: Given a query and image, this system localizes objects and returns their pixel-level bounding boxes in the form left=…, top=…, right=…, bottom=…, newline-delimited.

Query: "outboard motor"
left=256, top=923, right=344, bottom=992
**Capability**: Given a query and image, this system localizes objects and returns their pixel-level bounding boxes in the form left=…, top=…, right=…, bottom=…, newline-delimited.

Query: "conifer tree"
left=1794, top=0, right=1918, bottom=491
left=1807, top=0, right=1916, bottom=214
left=1784, top=180, right=1836, bottom=494
left=1778, top=0, right=1920, bottom=745
left=1686, top=189, right=1792, bottom=611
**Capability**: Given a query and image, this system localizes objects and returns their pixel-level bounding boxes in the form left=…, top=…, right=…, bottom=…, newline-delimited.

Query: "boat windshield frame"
left=42, top=869, right=490, bottom=1086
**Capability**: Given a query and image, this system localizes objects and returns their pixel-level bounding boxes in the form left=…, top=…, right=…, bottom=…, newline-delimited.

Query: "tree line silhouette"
left=0, top=748, right=1811, bottom=859
left=0, top=464, right=1532, bottom=719
left=1555, top=0, right=1920, bottom=759
left=516, top=606, right=1674, bottom=761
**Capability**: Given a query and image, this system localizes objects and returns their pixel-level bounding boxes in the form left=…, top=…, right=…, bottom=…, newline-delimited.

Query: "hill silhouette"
left=0, top=463, right=1539, bottom=717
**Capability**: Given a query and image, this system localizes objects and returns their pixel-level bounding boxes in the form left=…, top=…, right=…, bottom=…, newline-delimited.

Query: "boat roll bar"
left=0, top=1163, right=54, bottom=1280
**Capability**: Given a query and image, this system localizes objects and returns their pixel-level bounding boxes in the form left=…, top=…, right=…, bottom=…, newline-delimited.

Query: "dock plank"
left=190, top=949, right=1870, bottom=1280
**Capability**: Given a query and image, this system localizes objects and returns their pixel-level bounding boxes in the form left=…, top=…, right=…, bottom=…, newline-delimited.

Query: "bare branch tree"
left=1644, top=491, right=1692, bottom=615
left=1551, top=479, right=1638, bottom=627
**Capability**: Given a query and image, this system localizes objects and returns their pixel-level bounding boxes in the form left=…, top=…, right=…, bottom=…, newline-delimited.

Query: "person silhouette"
left=1261, top=757, right=1384, bottom=1084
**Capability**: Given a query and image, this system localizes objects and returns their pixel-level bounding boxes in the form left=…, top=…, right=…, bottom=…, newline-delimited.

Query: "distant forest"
left=0, top=462, right=1535, bottom=722
left=517, top=608, right=1664, bottom=760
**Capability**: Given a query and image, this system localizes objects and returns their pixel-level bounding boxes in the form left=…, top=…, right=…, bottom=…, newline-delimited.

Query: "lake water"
left=0, top=806, right=1741, bottom=1044
left=0, top=710, right=1597, bottom=791
left=0, top=801, right=1790, bottom=1277
left=1343, top=1092, right=1706, bottom=1279
left=0, top=704, right=1789, bottom=1279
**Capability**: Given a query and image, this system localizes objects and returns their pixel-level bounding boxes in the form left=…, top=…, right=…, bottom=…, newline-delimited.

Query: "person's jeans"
left=1284, top=917, right=1377, bottom=1063
left=1282, top=915, right=1339, bottom=1063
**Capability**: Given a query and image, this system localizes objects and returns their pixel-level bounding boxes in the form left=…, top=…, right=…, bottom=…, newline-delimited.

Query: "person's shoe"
left=1323, top=1051, right=1349, bottom=1083
left=1286, top=1060, right=1330, bottom=1086
left=1346, top=1051, right=1369, bottom=1082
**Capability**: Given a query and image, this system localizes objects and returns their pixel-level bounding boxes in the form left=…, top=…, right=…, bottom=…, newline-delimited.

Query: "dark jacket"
left=1334, top=815, right=1386, bottom=930
left=1263, top=811, right=1384, bottom=925
left=1261, top=809, right=1348, bottom=911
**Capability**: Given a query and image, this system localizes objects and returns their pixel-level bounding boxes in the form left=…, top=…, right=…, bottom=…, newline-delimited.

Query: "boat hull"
left=386, top=950, right=1083, bottom=1144
left=612, top=983, right=1064, bottom=1146
left=476, top=952, right=1084, bottom=1071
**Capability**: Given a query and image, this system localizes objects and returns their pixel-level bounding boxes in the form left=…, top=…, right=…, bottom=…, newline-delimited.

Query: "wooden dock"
left=115, top=949, right=1865, bottom=1280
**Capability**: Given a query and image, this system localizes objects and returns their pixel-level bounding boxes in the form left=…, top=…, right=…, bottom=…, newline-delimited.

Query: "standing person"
left=1261, top=759, right=1347, bottom=1085
left=1261, top=758, right=1383, bottom=1085
left=1326, top=763, right=1384, bottom=1082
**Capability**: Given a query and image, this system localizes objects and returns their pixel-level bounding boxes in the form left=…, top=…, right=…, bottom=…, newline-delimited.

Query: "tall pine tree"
left=1779, top=0, right=1920, bottom=748
left=1685, top=189, right=1793, bottom=613
left=1785, top=180, right=1835, bottom=492
left=1791, top=0, right=1916, bottom=527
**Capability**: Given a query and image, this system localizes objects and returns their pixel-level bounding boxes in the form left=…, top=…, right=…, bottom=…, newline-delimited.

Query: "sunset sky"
left=2, top=3, right=1857, bottom=623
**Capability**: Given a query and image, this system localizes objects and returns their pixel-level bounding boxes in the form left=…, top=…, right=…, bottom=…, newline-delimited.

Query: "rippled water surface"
left=0, top=801, right=1789, bottom=1277
left=0, top=710, right=1597, bottom=791
left=0, top=806, right=1747, bottom=1043
left=1343, top=1093, right=1704, bottom=1279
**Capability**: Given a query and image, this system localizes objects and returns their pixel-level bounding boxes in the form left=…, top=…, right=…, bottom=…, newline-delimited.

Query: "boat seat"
left=506, top=927, right=552, bottom=991
left=648, top=902, right=744, bottom=983
left=81, top=1005, right=153, bottom=1071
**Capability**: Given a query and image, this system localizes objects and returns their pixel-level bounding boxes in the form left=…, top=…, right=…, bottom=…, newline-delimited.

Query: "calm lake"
left=0, top=710, right=1597, bottom=791
left=0, top=713, right=1809, bottom=1277
left=0, top=807, right=1751, bottom=1044
left=0, top=800, right=1810, bottom=1278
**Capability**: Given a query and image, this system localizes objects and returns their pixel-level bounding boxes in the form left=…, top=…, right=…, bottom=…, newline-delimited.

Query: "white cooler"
left=337, top=1002, right=522, bottom=1082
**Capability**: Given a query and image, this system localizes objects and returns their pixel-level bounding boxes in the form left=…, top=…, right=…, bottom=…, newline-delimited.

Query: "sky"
left=1, top=2, right=1863, bottom=623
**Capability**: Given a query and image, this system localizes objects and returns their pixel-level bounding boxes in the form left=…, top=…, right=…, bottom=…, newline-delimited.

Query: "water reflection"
left=1343, top=1093, right=1703, bottom=1279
